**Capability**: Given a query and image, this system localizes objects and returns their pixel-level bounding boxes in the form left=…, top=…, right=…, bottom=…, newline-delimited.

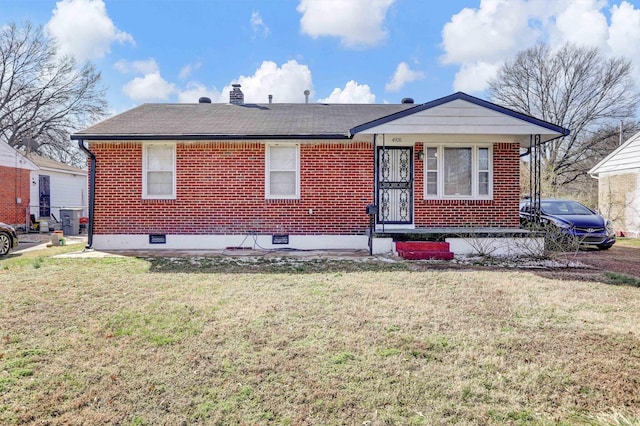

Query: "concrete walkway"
left=16, top=233, right=88, bottom=254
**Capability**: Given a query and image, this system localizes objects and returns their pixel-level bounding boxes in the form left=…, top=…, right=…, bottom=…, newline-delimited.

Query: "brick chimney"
left=230, top=84, right=244, bottom=105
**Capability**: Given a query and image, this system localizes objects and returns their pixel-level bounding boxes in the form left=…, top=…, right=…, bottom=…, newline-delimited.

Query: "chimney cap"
left=198, top=97, right=211, bottom=104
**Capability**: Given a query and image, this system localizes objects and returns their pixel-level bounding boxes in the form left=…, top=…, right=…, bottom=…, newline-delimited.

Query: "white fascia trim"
left=37, top=167, right=87, bottom=176
left=92, top=234, right=393, bottom=254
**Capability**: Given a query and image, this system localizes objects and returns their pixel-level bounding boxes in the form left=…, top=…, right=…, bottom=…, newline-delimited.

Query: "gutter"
left=77, top=139, right=95, bottom=249
left=519, top=129, right=570, bottom=158
left=70, top=133, right=350, bottom=141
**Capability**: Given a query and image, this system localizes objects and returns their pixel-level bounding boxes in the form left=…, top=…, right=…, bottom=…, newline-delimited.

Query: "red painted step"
left=395, top=241, right=450, bottom=252
left=395, top=241, right=454, bottom=260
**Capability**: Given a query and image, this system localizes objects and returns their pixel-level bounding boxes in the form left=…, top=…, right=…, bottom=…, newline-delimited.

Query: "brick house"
left=0, top=141, right=37, bottom=225
left=589, top=131, right=640, bottom=238
left=71, top=90, right=568, bottom=255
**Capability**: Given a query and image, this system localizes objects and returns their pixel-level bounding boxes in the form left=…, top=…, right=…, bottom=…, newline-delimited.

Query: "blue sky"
left=2, top=0, right=640, bottom=116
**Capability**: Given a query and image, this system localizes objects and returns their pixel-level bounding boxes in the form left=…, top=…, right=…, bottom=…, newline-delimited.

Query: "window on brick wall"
left=266, top=144, right=300, bottom=199
left=143, top=143, right=176, bottom=199
left=423, top=144, right=492, bottom=200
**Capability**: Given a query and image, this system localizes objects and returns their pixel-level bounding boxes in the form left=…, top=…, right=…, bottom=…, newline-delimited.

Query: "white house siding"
left=590, top=132, right=640, bottom=175
left=29, top=169, right=87, bottom=221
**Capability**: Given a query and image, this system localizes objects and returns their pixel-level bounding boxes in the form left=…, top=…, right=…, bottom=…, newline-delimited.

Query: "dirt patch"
left=572, top=245, right=640, bottom=279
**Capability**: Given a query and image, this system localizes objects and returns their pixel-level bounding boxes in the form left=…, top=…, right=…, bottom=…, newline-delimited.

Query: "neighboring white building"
left=589, top=131, right=640, bottom=238
left=0, top=141, right=87, bottom=228
left=27, top=154, right=88, bottom=223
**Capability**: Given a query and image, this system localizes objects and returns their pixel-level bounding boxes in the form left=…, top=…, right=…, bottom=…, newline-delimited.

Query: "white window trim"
left=265, top=143, right=300, bottom=199
left=423, top=144, right=493, bottom=200
left=142, top=142, right=177, bottom=200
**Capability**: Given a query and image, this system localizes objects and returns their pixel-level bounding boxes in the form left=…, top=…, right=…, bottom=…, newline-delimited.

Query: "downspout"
left=77, top=139, right=95, bottom=249
left=373, top=133, right=377, bottom=212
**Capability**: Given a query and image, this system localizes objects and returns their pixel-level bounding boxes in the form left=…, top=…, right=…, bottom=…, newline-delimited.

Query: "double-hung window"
left=142, top=143, right=176, bottom=199
left=266, top=144, right=300, bottom=199
left=424, top=144, right=492, bottom=199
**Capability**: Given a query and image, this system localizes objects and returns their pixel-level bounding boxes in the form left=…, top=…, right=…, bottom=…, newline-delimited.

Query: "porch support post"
left=529, top=134, right=542, bottom=220
left=369, top=134, right=378, bottom=255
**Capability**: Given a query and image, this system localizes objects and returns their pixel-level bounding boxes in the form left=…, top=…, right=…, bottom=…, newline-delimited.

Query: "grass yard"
left=1, top=246, right=639, bottom=425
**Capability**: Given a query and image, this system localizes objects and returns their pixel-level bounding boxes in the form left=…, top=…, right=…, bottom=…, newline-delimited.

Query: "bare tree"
left=0, top=21, right=107, bottom=165
left=488, top=43, right=640, bottom=191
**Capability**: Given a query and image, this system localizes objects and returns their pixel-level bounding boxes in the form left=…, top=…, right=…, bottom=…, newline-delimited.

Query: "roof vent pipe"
left=199, top=97, right=211, bottom=103
left=304, top=90, right=310, bottom=104
left=401, top=97, right=414, bottom=104
left=268, top=94, right=273, bottom=104
left=230, top=84, right=244, bottom=105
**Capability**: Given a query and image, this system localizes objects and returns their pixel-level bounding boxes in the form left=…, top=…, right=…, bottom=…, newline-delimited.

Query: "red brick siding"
left=90, top=141, right=375, bottom=235
left=413, top=142, right=520, bottom=227
left=90, top=140, right=520, bottom=235
left=0, top=165, right=30, bottom=224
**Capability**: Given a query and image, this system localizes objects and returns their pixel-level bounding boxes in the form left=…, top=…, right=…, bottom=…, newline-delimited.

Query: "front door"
left=377, top=147, right=413, bottom=225
left=39, top=175, right=50, bottom=217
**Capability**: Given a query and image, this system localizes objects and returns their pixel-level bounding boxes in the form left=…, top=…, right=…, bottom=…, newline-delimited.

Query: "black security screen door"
left=39, top=175, right=50, bottom=217
left=377, top=147, right=413, bottom=225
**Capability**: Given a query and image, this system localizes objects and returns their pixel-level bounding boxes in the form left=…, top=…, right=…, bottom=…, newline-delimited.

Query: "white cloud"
left=549, top=0, right=609, bottom=50
left=115, top=57, right=175, bottom=102
left=178, top=60, right=313, bottom=104
left=123, top=73, right=175, bottom=102
left=45, top=0, right=133, bottom=61
left=608, top=2, right=640, bottom=59
left=250, top=11, right=270, bottom=38
left=114, top=58, right=159, bottom=74
left=318, top=81, right=376, bottom=103
left=452, top=62, right=501, bottom=93
left=441, top=0, right=536, bottom=65
left=608, top=1, right=640, bottom=84
left=177, top=82, right=221, bottom=104
left=297, top=0, right=396, bottom=48
left=441, top=0, right=640, bottom=93
left=385, top=62, right=425, bottom=92
left=178, top=62, right=201, bottom=80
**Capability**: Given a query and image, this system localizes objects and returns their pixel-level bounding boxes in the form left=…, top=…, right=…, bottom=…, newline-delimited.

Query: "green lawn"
left=1, top=246, right=639, bottom=425
left=618, top=237, right=640, bottom=248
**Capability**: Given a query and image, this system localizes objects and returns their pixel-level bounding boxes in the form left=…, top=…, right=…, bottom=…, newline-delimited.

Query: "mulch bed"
left=572, top=245, right=640, bottom=278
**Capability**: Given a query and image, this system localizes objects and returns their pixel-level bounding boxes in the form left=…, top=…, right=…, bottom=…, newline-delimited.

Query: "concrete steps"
left=395, top=241, right=454, bottom=260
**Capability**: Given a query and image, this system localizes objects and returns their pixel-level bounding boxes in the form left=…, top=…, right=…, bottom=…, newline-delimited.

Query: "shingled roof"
left=71, top=103, right=415, bottom=141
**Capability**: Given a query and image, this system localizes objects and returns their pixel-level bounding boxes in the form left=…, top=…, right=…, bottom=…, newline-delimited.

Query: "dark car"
left=519, top=199, right=616, bottom=250
left=0, top=222, right=19, bottom=256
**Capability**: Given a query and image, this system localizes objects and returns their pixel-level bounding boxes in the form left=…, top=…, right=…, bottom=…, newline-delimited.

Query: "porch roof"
left=350, top=92, right=570, bottom=148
